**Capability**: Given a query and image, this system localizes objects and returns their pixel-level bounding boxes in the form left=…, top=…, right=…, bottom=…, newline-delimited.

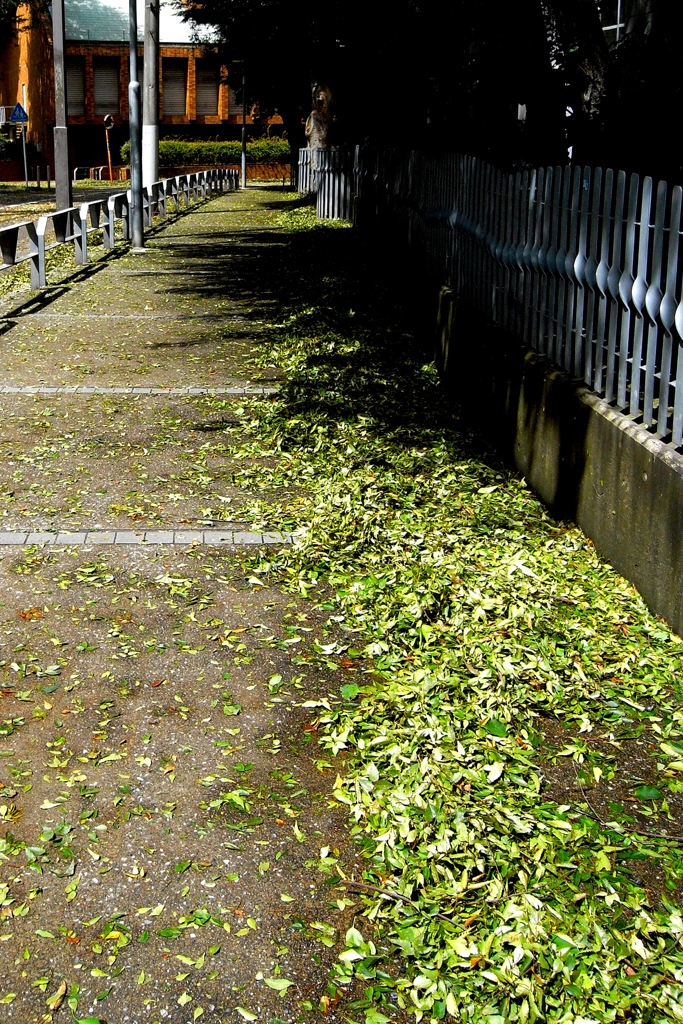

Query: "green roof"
left=64, top=0, right=196, bottom=43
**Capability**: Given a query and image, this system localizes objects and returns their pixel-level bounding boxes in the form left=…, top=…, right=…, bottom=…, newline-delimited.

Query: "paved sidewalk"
left=0, top=190, right=368, bottom=1024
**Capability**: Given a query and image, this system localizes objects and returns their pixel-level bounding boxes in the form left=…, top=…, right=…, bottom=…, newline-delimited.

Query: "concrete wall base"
left=436, top=287, right=683, bottom=637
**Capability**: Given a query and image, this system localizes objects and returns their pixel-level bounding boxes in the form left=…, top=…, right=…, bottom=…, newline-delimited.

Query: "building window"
left=162, top=58, right=187, bottom=116
left=196, top=61, right=219, bottom=116
left=94, top=57, right=120, bottom=116
left=66, top=57, right=85, bottom=116
left=599, top=0, right=625, bottom=45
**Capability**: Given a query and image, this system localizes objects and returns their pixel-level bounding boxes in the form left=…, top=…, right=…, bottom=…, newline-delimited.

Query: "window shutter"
left=94, top=58, right=120, bottom=116
left=66, top=58, right=85, bottom=116
left=163, top=59, right=187, bottom=116
left=196, top=64, right=219, bottom=116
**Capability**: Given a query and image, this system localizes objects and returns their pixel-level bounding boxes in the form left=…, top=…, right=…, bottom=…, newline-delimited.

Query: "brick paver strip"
left=0, top=530, right=293, bottom=546
left=0, top=385, right=278, bottom=395
left=22, top=313, right=245, bottom=320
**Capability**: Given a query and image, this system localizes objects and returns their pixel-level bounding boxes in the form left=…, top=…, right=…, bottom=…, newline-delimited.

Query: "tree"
left=608, top=0, right=683, bottom=183
left=173, top=0, right=358, bottom=151
left=176, top=0, right=569, bottom=161
left=0, top=0, right=48, bottom=48
left=0, top=0, right=19, bottom=41
left=540, top=0, right=610, bottom=163
left=175, top=0, right=680, bottom=183
left=304, top=84, right=333, bottom=150
left=415, top=0, right=568, bottom=167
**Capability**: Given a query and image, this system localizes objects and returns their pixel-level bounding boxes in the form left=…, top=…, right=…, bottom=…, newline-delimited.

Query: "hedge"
left=119, top=138, right=291, bottom=166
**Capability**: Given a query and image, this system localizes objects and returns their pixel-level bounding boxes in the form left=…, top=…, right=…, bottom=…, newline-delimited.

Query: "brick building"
left=0, top=0, right=275, bottom=176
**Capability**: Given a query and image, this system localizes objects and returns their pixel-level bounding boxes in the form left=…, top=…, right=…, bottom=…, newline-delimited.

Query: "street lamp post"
left=128, top=0, right=144, bottom=248
left=241, top=71, right=247, bottom=189
left=52, top=0, right=72, bottom=210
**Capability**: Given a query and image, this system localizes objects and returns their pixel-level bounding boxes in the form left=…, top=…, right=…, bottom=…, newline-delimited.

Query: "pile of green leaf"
left=219, top=231, right=683, bottom=1022
left=275, top=204, right=354, bottom=232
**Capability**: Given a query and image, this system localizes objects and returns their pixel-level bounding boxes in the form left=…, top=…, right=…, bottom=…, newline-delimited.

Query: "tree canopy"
left=176, top=0, right=682, bottom=181
left=0, top=0, right=48, bottom=42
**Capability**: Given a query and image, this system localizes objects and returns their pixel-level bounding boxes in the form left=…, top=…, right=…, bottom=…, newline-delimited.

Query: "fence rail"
left=302, top=146, right=683, bottom=449
left=0, top=167, right=239, bottom=291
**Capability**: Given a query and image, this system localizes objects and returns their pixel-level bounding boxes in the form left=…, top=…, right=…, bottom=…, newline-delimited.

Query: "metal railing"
left=297, top=148, right=355, bottom=221
left=305, top=145, right=683, bottom=449
left=298, top=149, right=316, bottom=194
left=73, top=166, right=124, bottom=181
left=0, top=167, right=239, bottom=290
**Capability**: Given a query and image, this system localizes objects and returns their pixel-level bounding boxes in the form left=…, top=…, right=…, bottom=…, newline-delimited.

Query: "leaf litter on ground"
left=220, top=212, right=683, bottom=1023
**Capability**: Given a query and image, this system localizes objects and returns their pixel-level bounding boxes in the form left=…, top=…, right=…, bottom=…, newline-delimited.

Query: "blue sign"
left=9, top=103, right=28, bottom=124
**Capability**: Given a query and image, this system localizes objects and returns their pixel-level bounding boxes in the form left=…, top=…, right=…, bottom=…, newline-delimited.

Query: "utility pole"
left=142, top=0, right=159, bottom=190
left=241, top=70, right=247, bottom=189
left=128, top=0, right=144, bottom=248
left=52, top=0, right=72, bottom=210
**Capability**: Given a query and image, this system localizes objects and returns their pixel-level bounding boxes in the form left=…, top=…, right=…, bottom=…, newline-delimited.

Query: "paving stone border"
left=16, top=312, right=244, bottom=321
left=0, top=529, right=294, bottom=546
left=0, top=385, right=278, bottom=395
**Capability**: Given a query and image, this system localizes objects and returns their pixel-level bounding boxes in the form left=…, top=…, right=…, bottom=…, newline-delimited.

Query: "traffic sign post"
left=9, top=102, right=29, bottom=124
left=103, top=114, right=114, bottom=182
left=22, top=125, right=28, bottom=189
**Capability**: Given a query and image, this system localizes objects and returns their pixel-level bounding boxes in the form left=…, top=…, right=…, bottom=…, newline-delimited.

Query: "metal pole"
left=21, top=125, right=29, bottom=188
left=21, top=84, right=29, bottom=188
left=142, top=0, right=159, bottom=189
left=105, top=126, right=114, bottom=182
left=51, top=0, right=72, bottom=210
left=241, top=71, right=247, bottom=189
left=128, top=0, right=144, bottom=248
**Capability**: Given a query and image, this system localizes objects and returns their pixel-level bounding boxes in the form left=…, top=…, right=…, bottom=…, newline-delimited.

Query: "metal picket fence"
left=298, top=149, right=316, bottom=194
left=315, top=146, right=683, bottom=449
left=297, top=148, right=355, bottom=221
left=0, top=167, right=239, bottom=290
